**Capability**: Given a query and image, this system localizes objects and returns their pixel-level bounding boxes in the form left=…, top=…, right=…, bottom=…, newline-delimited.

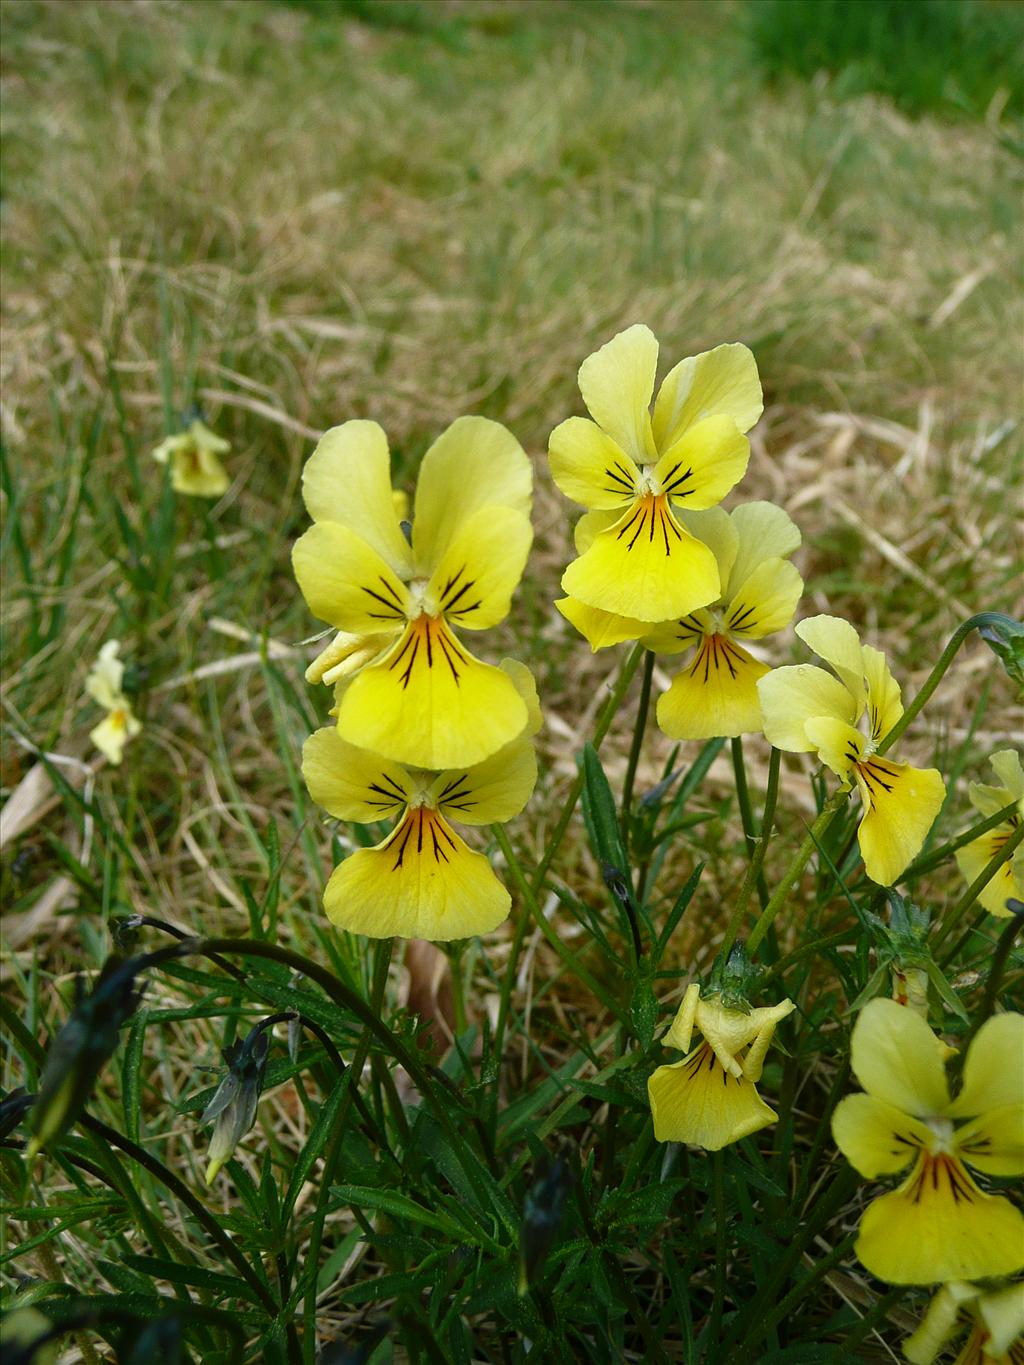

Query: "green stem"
left=708, top=1151, right=727, bottom=1351
left=731, top=1232, right=858, bottom=1365
left=953, top=911, right=1022, bottom=1074
left=932, top=820, right=1024, bottom=949
left=745, top=791, right=850, bottom=956
left=621, top=648, right=655, bottom=852
left=877, top=612, right=1014, bottom=755
left=721, top=747, right=781, bottom=957
left=899, top=800, right=1018, bottom=881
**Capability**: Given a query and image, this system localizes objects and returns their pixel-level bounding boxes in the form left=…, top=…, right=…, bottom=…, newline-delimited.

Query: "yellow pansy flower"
left=153, top=418, right=230, bottom=498
left=85, top=640, right=141, bottom=765
left=549, top=326, right=761, bottom=622
left=293, top=417, right=533, bottom=770
left=832, top=999, right=1024, bottom=1285
left=903, top=1280, right=1024, bottom=1365
left=955, top=751, right=1024, bottom=917
left=304, top=662, right=540, bottom=941
left=647, top=983, right=795, bottom=1150
left=757, top=615, right=946, bottom=885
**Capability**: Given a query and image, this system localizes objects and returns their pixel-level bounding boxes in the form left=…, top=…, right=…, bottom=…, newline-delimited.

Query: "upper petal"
left=413, top=416, right=532, bottom=572
left=652, top=415, right=749, bottom=512
left=855, top=759, right=946, bottom=886
left=990, top=749, right=1024, bottom=810
left=302, top=727, right=412, bottom=822
left=292, top=522, right=412, bottom=633
left=577, top=324, right=659, bottom=464
left=675, top=506, right=738, bottom=591
left=795, top=615, right=867, bottom=709
left=301, top=421, right=413, bottom=575
left=548, top=416, right=640, bottom=510
left=849, top=997, right=951, bottom=1117
left=726, top=501, right=801, bottom=595
left=946, top=1012, right=1024, bottom=1117
left=757, top=664, right=860, bottom=752
left=652, top=342, right=763, bottom=451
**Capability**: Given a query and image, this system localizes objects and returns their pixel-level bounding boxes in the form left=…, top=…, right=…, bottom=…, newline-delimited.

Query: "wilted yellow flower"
left=549, top=326, right=761, bottom=622
left=832, top=999, right=1024, bottom=1285
left=955, top=750, right=1024, bottom=917
left=85, top=641, right=141, bottom=765
left=303, top=661, right=540, bottom=940
left=903, top=1280, right=1024, bottom=1365
left=647, top=983, right=795, bottom=1150
left=758, top=615, right=945, bottom=885
left=293, top=417, right=533, bottom=770
left=153, top=418, right=230, bottom=498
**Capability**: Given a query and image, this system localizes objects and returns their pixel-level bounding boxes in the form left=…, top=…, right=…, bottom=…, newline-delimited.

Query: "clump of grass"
left=746, top=0, right=1024, bottom=119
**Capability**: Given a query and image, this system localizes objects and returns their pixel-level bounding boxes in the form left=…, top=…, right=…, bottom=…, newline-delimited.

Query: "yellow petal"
left=652, top=415, right=749, bottom=511
left=652, top=342, right=763, bottom=450
left=675, top=506, right=738, bottom=588
left=954, top=1104, right=1024, bottom=1177
left=723, top=559, right=803, bottom=641
left=412, top=416, right=532, bottom=571
left=862, top=645, right=903, bottom=744
left=795, top=615, right=867, bottom=709
left=855, top=758, right=946, bottom=886
left=573, top=507, right=620, bottom=554
left=803, top=715, right=866, bottom=782
left=302, top=727, right=412, bottom=822
left=430, top=736, right=537, bottom=826
left=692, top=995, right=795, bottom=1078
left=663, top=983, right=702, bottom=1053
left=90, top=709, right=140, bottom=765
left=335, top=618, right=528, bottom=770
left=190, top=419, right=231, bottom=454
left=498, top=658, right=543, bottom=736
left=903, top=1284, right=979, bottom=1365
left=831, top=1093, right=929, bottom=1177
left=562, top=497, right=719, bottom=622
left=656, top=635, right=768, bottom=740
left=990, top=750, right=1024, bottom=811
left=301, top=420, right=413, bottom=575
left=757, top=664, right=860, bottom=752
left=955, top=829, right=1023, bottom=916
left=292, top=522, right=412, bottom=633
left=978, top=1282, right=1024, bottom=1357
left=726, top=501, right=801, bottom=594
left=548, top=416, right=640, bottom=510
left=849, top=997, right=951, bottom=1116
left=323, top=808, right=510, bottom=940
left=85, top=641, right=126, bottom=709
left=577, top=323, right=658, bottom=464
left=967, top=780, right=1018, bottom=821
left=555, top=598, right=648, bottom=651
left=854, top=1154, right=1024, bottom=1284
left=169, top=444, right=229, bottom=498
left=947, top=1013, right=1024, bottom=1118
left=305, top=630, right=394, bottom=686
left=648, top=1043, right=778, bottom=1150
left=426, top=506, right=532, bottom=630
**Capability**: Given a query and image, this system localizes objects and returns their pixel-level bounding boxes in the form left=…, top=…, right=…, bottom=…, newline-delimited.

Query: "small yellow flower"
left=955, top=751, right=1024, bottom=917
left=647, top=983, right=795, bottom=1150
left=832, top=999, right=1024, bottom=1285
left=757, top=615, right=946, bottom=885
left=303, top=661, right=540, bottom=940
left=903, top=1280, right=1024, bottom=1365
left=85, top=641, right=141, bottom=765
left=292, top=417, right=533, bottom=770
left=549, top=326, right=761, bottom=622
left=153, top=418, right=230, bottom=498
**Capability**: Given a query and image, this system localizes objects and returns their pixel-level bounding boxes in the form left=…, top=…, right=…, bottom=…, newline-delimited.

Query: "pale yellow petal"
left=967, top=780, right=1018, bottom=821
left=947, top=1013, right=1024, bottom=1118
left=663, top=983, right=701, bottom=1053
left=335, top=619, right=528, bottom=770
left=855, top=1157, right=1024, bottom=1284
left=426, top=506, right=532, bottom=630
left=498, top=658, right=543, bottom=736
left=831, top=1093, right=928, bottom=1177
left=648, top=1043, right=778, bottom=1150
left=722, top=558, right=803, bottom=641
left=795, top=614, right=866, bottom=708
left=301, top=420, right=413, bottom=574
left=903, top=1284, right=979, bottom=1365
left=548, top=416, right=640, bottom=510
left=573, top=507, right=621, bottom=554
left=757, top=664, right=860, bottom=752
left=990, top=749, right=1024, bottom=809
left=577, top=323, right=658, bottom=464
left=640, top=614, right=709, bottom=655
left=302, top=727, right=412, bottom=822
left=90, top=710, right=140, bottom=765
left=855, top=759, right=945, bottom=886
left=190, top=419, right=231, bottom=454
left=323, top=809, right=510, bottom=940
left=656, top=636, right=768, bottom=740
left=555, top=598, right=649, bottom=651
left=803, top=715, right=865, bottom=783
left=978, top=1282, right=1024, bottom=1357
left=954, top=1104, right=1024, bottom=1177
left=292, top=522, right=412, bottom=633
left=562, top=498, right=719, bottom=622
left=849, top=997, right=951, bottom=1116
left=726, top=501, right=801, bottom=594
left=862, top=645, right=903, bottom=744
left=85, top=641, right=125, bottom=709
left=674, top=506, right=738, bottom=589
left=431, top=736, right=537, bottom=827
left=652, top=342, right=763, bottom=450
left=413, top=416, right=532, bottom=571
left=652, top=415, right=749, bottom=511
left=955, top=830, right=1023, bottom=916
left=169, top=445, right=229, bottom=498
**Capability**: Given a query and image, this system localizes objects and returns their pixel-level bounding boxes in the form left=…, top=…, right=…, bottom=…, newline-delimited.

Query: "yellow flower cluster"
left=293, top=417, right=540, bottom=940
